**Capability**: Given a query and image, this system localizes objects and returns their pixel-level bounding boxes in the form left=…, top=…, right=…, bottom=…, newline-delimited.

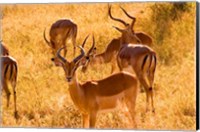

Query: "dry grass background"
left=0, top=2, right=196, bottom=130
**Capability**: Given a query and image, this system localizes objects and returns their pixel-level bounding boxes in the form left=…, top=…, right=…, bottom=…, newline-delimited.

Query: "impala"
left=108, top=5, right=157, bottom=112
left=56, top=39, right=139, bottom=128
left=80, top=6, right=153, bottom=73
left=43, top=19, right=77, bottom=66
left=0, top=56, right=18, bottom=119
left=117, top=44, right=157, bottom=113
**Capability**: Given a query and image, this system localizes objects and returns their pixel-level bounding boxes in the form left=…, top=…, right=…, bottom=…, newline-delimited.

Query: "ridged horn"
left=43, top=28, right=52, bottom=47
left=108, top=5, right=128, bottom=26
left=57, top=46, right=67, bottom=63
left=73, top=46, right=85, bottom=63
left=87, top=35, right=95, bottom=56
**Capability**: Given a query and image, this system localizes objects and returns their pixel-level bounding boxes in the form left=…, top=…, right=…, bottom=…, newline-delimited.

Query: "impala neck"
left=94, top=53, right=105, bottom=64
left=68, top=72, right=86, bottom=112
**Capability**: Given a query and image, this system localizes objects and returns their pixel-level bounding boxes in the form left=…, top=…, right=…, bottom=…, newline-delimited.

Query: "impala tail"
left=141, top=53, right=157, bottom=76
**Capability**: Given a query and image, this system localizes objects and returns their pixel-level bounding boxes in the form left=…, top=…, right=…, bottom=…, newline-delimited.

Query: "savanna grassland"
left=0, top=2, right=196, bottom=130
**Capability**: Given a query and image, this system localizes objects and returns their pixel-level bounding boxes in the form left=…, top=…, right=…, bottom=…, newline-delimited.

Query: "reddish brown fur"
left=0, top=42, right=9, bottom=56
left=44, top=19, right=77, bottom=66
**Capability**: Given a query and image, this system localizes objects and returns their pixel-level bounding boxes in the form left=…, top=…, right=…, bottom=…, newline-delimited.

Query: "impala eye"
left=86, top=56, right=89, bottom=60
left=51, top=58, right=55, bottom=61
left=94, top=47, right=97, bottom=50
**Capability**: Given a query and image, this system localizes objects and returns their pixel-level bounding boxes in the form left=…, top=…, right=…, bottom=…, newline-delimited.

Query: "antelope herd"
left=0, top=5, right=157, bottom=128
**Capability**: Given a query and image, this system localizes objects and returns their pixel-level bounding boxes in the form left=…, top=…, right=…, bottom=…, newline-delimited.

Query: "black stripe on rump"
left=10, top=64, right=13, bottom=80
left=4, top=64, right=9, bottom=78
left=141, top=55, right=149, bottom=71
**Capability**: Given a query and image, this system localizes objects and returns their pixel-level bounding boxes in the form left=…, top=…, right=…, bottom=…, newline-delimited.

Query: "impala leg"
left=63, top=47, right=67, bottom=57
left=82, top=113, right=90, bottom=128
left=73, top=26, right=77, bottom=57
left=12, top=82, right=18, bottom=119
left=147, top=56, right=156, bottom=113
left=148, top=72, right=155, bottom=112
left=149, top=87, right=154, bottom=113
left=146, top=88, right=151, bottom=112
left=125, top=99, right=137, bottom=128
left=72, top=37, right=76, bottom=57
left=137, top=75, right=151, bottom=112
left=89, top=110, right=97, bottom=128
left=3, top=82, right=11, bottom=108
left=117, top=56, right=123, bottom=71
left=111, top=62, right=116, bottom=73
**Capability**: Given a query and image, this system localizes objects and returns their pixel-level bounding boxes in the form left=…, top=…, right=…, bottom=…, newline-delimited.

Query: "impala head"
left=108, top=5, right=141, bottom=44
left=57, top=45, right=86, bottom=84
left=43, top=28, right=63, bottom=66
left=80, top=35, right=96, bottom=73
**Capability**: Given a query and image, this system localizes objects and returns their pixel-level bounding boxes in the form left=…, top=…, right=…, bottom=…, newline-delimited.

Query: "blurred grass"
left=0, top=2, right=196, bottom=130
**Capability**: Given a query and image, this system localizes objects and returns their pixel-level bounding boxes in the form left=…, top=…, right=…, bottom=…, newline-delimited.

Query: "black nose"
left=86, top=56, right=89, bottom=60
left=66, top=77, right=72, bottom=82
left=51, top=58, right=55, bottom=61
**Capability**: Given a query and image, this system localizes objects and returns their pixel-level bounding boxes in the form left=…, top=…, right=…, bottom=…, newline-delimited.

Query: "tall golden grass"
left=0, top=2, right=196, bottom=130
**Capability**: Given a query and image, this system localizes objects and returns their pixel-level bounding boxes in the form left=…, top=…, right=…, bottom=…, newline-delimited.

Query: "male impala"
left=56, top=38, right=139, bottom=128
left=81, top=6, right=153, bottom=73
left=43, top=19, right=77, bottom=66
left=109, top=5, right=157, bottom=112
left=1, top=54, right=18, bottom=119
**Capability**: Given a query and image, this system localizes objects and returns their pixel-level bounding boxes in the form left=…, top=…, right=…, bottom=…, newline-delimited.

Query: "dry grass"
left=0, top=2, right=196, bottom=130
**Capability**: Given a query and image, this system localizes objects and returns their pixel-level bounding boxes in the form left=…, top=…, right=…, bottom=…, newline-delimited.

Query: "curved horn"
left=120, top=6, right=136, bottom=20
left=112, top=26, right=124, bottom=33
left=108, top=5, right=128, bottom=26
left=73, top=46, right=85, bottom=63
left=57, top=47, right=67, bottom=63
left=120, top=6, right=136, bottom=29
left=87, top=35, right=95, bottom=56
left=81, top=34, right=90, bottom=48
left=131, top=20, right=136, bottom=30
left=43, top=28, right=52, bottom=47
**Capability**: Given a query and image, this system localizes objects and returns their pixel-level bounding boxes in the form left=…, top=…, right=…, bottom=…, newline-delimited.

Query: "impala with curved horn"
left=80, top=6, right=153, bottom=74
left=43, top=19, right=77, bottom=66
left=109, top=5, right=157, bottom=112
left=56, top=36, right=139, bottom=128
left=108, top=5, right=153, bottom=46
